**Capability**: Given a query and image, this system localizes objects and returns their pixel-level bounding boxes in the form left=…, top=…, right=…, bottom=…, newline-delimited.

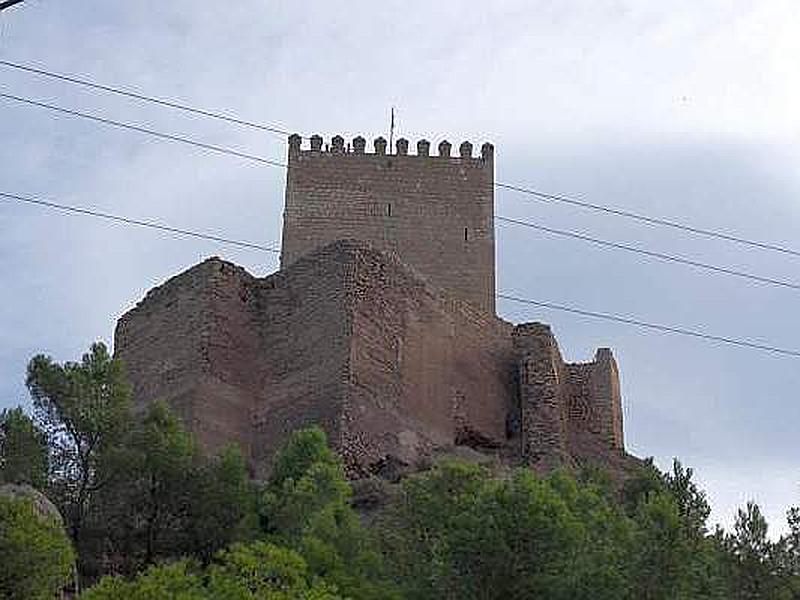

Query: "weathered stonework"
left=282, top=135, right=495, bottom=314
left=114, top=135, right=636, bottom=480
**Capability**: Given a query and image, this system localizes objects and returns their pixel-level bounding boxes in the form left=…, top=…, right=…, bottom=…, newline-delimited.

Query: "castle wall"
left=281, top=135, right=496, bottom=314
left=115, top=241, right=629, bottom=480
left=565, top=349, right=625, bottom=462
left=339, top=242, right=516, bottom=474
left=512, top=324, right=626, bottom=471
left=114, top=260, right=263, bottom=458
left=513, top=324, right=570, bottom=470
left=114, top=252, right=354, bottom=475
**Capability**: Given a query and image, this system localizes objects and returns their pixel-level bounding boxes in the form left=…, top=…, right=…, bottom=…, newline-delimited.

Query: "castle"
left=114, top=134, right=636, bottom=479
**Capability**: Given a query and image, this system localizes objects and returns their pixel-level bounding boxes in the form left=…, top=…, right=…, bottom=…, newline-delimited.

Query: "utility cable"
left=495, top=182, right=800, bottom=259
left=0, top=59, right=293, bottom=137
left=3, top=91, right=799, bottom=293
left=496, top=215, right=800, bottom=292
left=2, top=188, right=799, bottom=359
left=497, top=293, right=800, bottom=358
left=0, top=91, right=288, bottom=168
left=2, top=59, right=797, bottom=259
left=0, top=190, right=280, bottom=253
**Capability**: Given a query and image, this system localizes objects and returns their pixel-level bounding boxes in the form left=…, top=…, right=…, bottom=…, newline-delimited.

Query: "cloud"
left=1, top=0, right=797, bottom=531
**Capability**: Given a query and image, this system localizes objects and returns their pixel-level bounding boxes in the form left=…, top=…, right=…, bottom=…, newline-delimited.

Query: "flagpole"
left=389, top=107, right=395, bottom=155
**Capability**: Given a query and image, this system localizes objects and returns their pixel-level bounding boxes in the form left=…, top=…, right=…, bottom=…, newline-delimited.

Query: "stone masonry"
left=114, top=135, right=636, bottom=479
left=281, top=134, right=495, bottom=314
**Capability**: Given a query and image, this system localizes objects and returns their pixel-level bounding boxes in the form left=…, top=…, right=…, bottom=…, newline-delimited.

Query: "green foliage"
left=11, top=344, right=800, bottom=598
left=185, top=444, right=259, bottom=563
left=621, top=457, right=665, bottom=514
left=21, top=341, right=259, bottom=582
left=80, top=560, right=208, bottom=600
left=260, top=427, right=396, bottom=599
left=631, top=491, right=692, bottom=599
left=379, top=458, right=738, bottom=600
left=26, top=342, right=132, bottom=545
left=0, top=406, right=48, bottom=488
left=381, top=461, right=629, bottom=599
left=88, top=400, right=199, bottom=574
left=207, top=541, right=341, bottom=599
left=777, top=506, right=800, bottom=598
left=0, top=494, right=75, bottom=599
left=723, top=500, right=800, bottom=600
left=90, top=402, right=257, bottom=575
left=81, top=543, right=342, bottom=599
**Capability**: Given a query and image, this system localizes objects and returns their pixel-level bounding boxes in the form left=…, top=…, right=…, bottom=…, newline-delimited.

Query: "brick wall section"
left=116, top=240, right=631, bottom=479
left=512, top=324, right=627, bottom=471
left=281, top=135, right=496, bottom=314
left=114, top=259, right=263, bottom=459
left=245, top=246, right=354, bottom=478
left=513, top=323, right=570, bottom=470
left=565, top=350, right=625, bottom=461
left=341, top=242, right=516, bottom=474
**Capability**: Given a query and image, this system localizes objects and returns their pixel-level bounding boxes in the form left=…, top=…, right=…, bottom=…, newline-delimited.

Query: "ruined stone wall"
left=340, top=242, right=516, bottom=474
left=114, top=250, right=354, bottom=476
left=512, top=324, right=626, bottom=471
left=114, top=259, right=263, bottom=458
left=565, top=349, right=624, bottom=462
left=281, top=134, right=496, bottom=314
left=116, top=241, right=629, bottom=480
left=116, top=241, right=516, bottom=477
left=245, top=246, right=355, bottom=478
left=513, top=323, right=570, bottom=471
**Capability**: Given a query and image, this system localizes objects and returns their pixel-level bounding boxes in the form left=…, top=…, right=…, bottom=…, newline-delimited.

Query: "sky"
left=0, top=0, right=798, bottom=535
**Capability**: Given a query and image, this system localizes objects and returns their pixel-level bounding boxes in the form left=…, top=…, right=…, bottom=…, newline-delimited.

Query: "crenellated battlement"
left=115, top=129, right=633, bottom=483
left=282, top=132, right=497, bottom=314
left=288, top=133, right=494, bottom=163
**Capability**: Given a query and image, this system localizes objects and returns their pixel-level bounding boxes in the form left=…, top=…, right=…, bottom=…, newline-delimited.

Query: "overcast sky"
left=1, top=0, right=798, bottom=535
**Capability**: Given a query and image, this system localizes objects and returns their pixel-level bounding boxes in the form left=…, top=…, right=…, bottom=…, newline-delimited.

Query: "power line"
left=498, top=293, right=800, bottom=358
left=496, top=215, right=800, bottom=292
left=0, top=59, right=293, bottom=137
left=0, top=0, right=25, bottom=12
left=4, top=57, right=799, bottom=262
left=495, top=182, right=800, bottom=260
left=3, top=74, right=800, bottom=263
left=0, top=91, right=287, bottom=168
left=0, top=191, right=281, bottom=253
left=4, top=90, right=799, bottom=295
left=3, top=187, right=798, bottom=359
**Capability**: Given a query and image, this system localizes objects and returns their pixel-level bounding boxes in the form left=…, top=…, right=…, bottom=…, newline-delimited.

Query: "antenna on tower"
left=389, top=107, right=396, bottom=155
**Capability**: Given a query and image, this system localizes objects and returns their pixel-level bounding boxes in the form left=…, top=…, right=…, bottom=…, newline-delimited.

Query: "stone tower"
left=114, top=134, right=636, bottom=480
left=280, top=134, right=496, bottom=314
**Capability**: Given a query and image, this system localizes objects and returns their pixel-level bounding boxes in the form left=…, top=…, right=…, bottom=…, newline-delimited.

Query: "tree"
left=0, top=494, right=75, bottom=599
left=184, top=444, right=258, bottom=564
left=380, top=460, right=628, bottom=600
left=90, top=402, right=257, bottom=575
left=630, top=491, right=693, bottom=600
left=90, top=401, right=197, bottom=574
left=771, top=506, right=800, bottom=600
left=81, top=542, right=342, bottom=599
left=207, top=541, right=341, bottom=599
left=26, top=342, right=131, bottom=550
left=0, top=406, right=48, bottom=489
left=260, top=427, right=394, bottom=599
left=664, top=460, right=712, bottom=538
left=727, top=501, right=781, bottom=600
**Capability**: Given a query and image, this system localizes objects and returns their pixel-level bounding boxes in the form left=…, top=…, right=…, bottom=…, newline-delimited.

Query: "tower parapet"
left=285, top=134, right=493, bottom=164
left=281, top=133, right=496, bottom=313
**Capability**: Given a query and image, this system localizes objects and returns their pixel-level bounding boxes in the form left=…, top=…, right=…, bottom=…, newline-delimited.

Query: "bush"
left=0, top=493, right=75, bottom=599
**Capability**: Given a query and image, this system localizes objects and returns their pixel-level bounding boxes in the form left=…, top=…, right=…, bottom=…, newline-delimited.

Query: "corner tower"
left=280, top=134, right=496, bottom=314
